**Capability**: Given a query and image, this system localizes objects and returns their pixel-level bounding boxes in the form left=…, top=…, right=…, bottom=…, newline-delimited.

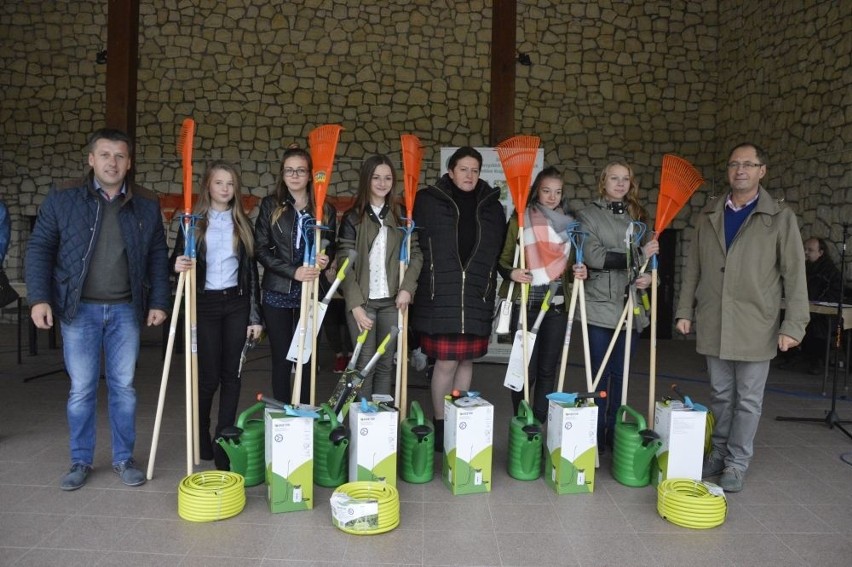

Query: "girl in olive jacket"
left=338, top=155, right=423, bottom=398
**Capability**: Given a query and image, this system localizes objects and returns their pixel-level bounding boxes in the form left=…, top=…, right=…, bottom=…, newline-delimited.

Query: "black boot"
left=433, top=418, right=444, bottom=453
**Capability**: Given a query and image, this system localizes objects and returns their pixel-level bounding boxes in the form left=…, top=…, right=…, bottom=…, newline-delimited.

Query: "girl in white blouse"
left=337, top=155, right=422, bottom=398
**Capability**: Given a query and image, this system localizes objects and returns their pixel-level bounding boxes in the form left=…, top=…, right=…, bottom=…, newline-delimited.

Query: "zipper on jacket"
left=428, top=236, right=435, bottom=300
left=436, top=185, right=498, bottom=332
left=461, top=270, right=466, bottom=333
left=74, top=199, right=101, bottom=314
left=482, top=267, right=493, bottom=300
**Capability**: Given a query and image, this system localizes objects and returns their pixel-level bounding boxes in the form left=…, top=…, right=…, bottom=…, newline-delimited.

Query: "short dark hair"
left=447, top=146, right=483, bottom=171
left=87, top=128, right=133, bottom=155
left=728, top=142, right=768, bottom=166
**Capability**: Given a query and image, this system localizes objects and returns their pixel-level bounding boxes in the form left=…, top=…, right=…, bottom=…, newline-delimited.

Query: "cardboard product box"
left=443, top=395, right=493, bottom=495
left=653, top=400, right=707, bottom=484
left=265, top=409, right=314, bottom=513
left=348, top=402, right=398, bottom=486
left=544, top=399, right=598, bottom=494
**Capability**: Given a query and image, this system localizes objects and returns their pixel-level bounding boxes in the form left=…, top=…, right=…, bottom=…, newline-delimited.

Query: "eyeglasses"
left=726, top=162, right=763, bottom=170
left=283, top=167, right=309, bottom=177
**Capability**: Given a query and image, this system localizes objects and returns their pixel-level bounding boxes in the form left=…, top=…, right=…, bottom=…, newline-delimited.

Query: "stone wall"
left=714, top=0, right=852, bottom=270
left=1, top=0, right=850, bottom=308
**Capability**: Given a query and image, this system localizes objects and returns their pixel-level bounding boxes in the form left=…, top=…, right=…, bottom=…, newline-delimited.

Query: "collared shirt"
left=204, top=208, right=239, bottom=290
left=368, top=204, right=390, bottom=299
left=724, top=191, right=759, bottom=212
left=93, top=179, right=127, bottom=202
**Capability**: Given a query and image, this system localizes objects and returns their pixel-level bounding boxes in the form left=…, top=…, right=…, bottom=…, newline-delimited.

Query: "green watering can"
left=216, top=401, right=266, bottom=487
left=313, top=403, right=349, bottom=487
left=611, top=404, right=662, bottom=487
left=507, top=400, right=543, bottom=481
left=400, top=401, right=434, bottom=483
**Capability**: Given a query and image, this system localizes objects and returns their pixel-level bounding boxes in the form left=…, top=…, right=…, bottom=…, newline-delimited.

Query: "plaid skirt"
left=420, top=333, right=490, bottom=361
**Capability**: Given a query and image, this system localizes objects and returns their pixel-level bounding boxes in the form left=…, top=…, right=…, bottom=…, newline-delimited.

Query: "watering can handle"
left=321, top=403, right=338, bottom=428
left=236, top=401, right=267, bottom=429
left=617, top=404, right=647, bottom=431
left=410, top=400, right=425, bottom=426
left=519, top=399, right=534, bottom=426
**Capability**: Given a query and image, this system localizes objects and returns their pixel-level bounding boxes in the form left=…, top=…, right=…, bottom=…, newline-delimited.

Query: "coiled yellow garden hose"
left=330, top=481, right=400, bottom=535
left=657, top=478, right=727, bottom=529
left=178, top=472, right=246, bottom=522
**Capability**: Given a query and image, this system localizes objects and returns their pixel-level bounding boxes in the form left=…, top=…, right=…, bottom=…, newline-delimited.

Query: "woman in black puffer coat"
left=411, top=146, right=506, bottom=450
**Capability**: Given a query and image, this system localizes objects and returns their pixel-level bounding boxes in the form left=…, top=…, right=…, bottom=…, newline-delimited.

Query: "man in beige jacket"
left=675, top=142, right=809, bottom=492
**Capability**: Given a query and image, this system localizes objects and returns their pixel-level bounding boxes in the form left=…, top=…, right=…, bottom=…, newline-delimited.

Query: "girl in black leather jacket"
left=254, top=146, right=335, bottom=404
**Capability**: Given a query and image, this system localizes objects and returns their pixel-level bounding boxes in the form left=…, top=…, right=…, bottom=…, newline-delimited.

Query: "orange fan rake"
left=400, top=134, right=423, bottom=218
left=177, top=118, right=196, bottom=217
left=496, top=135, right=540, bottom=221
left=496, top=135, right=540, bottom=404
left=655, top=154, right=704, bottom=235
left=308, top=124, right=344, bottom=224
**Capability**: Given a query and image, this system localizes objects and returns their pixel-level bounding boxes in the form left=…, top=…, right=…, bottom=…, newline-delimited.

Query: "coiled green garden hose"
left=657, top=478, right=727, bottom=529
left=330, top=481, right=400, bottom=535
left=178, top=471, right=246, bottom=522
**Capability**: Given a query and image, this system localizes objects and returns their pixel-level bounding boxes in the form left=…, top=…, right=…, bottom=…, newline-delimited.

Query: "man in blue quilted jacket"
left=26, top=128, right=170, bottom=491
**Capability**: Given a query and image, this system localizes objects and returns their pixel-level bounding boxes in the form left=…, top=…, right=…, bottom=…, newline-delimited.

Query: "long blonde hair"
left=596, top=160, right=648, bottom=222
left=194, top=160, right=255, bottom=257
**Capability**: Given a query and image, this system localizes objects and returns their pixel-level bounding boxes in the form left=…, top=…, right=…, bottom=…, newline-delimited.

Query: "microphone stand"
left=776, top=223, right=852, bottom=440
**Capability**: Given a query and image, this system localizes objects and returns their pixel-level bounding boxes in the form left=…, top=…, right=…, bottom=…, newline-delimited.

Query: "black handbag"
left=0, top=269, right=20, bottom=308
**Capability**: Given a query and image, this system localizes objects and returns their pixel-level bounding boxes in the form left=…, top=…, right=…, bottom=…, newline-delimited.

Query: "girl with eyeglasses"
left=171, top=160, right=262, bottom=467
left=337, top=155, right=423, bottom=398
left=255, top=146, right=336, bottom=404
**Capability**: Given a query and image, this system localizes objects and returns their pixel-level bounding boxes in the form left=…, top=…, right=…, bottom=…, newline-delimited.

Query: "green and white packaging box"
left=653, top=400, right=706, bottom=485
left=265, top=409, right=313, bottom=513
left=348, top=402, right=398, bottom=486
left=544, top=399, right=598, bottom=494
left=443, top=396, right=493, bottom=495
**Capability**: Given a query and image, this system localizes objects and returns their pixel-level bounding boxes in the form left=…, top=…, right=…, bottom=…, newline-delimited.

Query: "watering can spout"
left=631, top=429, right=662, bottom=478
left=612, top=404, right=662, bottom=487
left=216, top=425, right=248, bottom=476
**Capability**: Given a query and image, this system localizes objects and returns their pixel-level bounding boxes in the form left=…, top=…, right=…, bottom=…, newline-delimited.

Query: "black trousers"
left=263, top=303, right=312, bottom=405
left=196, top=290, right=250, bottom=454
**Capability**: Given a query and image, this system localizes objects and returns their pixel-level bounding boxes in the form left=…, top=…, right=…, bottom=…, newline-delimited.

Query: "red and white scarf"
left=522, top=204, right=573, bottom=285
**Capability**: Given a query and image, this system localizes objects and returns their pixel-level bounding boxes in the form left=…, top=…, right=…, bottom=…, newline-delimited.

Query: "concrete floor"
left=1, top=320, right=852, bottom=566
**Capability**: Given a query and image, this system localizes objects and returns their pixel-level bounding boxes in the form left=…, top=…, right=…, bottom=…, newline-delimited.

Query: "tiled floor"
left=1, top=321, right=851, bottom=566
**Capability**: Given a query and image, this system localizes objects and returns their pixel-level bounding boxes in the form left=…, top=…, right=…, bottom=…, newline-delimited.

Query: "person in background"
left=0, top=198, right=10, bottom=265
left=799, top=237, right=842, bottom=374
left=26, top=128, right=170, bottom=490
left=497, top=166, right=587, bottom=422
left=171, top=160, right=262, bottom=468
left=577, top=160, right=657, bottom=453
left=254, top=145, right=334, bottom=404
left=676, top=142, right=809, bottom=492
left=412, top=146, right=506, bottom=450
left=338, top=154, right=423, bottom=399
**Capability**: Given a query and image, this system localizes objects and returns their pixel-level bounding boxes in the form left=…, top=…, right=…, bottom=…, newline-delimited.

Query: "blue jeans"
left=62, top=302, right=140, bottom=466
left=588, top=323, right=639, bottom=445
